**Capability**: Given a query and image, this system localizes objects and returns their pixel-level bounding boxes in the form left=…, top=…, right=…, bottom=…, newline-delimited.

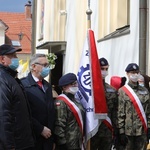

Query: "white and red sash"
left=122, top=84, right=147, bottom=132
left=56, top=94, right=84, bottom=135
left=103, top=117, right=113, bottom=133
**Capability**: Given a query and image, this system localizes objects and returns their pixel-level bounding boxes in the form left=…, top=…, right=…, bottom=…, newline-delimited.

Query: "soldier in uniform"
left=54, top=73, right=85, bottom=150
left=118, top=63, right=150, bottom=150
left=138, top=74, right=145, bottom=87
left=90, top=57, right=118, bottom=150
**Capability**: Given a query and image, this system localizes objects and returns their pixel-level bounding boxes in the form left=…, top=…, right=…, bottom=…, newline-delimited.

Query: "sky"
left=0, top=0, right=33, bottom=12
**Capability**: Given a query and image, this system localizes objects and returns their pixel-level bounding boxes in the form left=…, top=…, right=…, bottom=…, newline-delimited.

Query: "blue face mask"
left=9, top=58, right=19, bottom=70
left=40, top=67, right=50, bottom=78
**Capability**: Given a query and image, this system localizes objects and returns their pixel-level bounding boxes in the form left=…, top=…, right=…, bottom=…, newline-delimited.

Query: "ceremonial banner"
left=77, top=29, right=107, bottom=142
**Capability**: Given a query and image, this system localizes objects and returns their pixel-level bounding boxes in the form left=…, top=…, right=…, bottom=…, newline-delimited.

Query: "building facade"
left=33, top=0, right=150, bottom=85
left=0, top=1, right=32, bottom=62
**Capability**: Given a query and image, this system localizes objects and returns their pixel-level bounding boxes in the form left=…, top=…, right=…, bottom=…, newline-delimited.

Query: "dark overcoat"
left=21, top=72, right=55, bottom=150
left=0, top=64, right=34, bottom=150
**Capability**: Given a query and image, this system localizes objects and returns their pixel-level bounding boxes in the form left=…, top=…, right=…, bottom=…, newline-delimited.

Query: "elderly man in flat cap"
left=117, top=63, right=150, bottom=150
left=91, top=57, right=118, bottom=150
left=0, top=44, right=34, bottom=150
left=54, top=73, right=85, bottom=150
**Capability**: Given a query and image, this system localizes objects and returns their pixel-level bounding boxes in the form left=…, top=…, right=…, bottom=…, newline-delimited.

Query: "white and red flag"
left=77, top=29, right=108, bottom=142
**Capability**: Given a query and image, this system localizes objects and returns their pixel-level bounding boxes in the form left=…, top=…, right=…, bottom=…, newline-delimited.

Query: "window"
left=11, top=40, right=21, bottom=47
left=98, top=0, right=130, bottom=39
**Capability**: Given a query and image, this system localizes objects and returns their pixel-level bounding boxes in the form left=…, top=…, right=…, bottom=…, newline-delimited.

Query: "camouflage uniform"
left=91, top=82, right=118, bottom=150
left=118, top=81, right=150, bottom=150
left=54, top=92, right=85, bottom=150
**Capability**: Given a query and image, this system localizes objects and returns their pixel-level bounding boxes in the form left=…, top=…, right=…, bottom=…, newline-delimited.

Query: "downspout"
left=31, top=0, right=37, bottom=54
left=139, top=0, right=147, bottom=74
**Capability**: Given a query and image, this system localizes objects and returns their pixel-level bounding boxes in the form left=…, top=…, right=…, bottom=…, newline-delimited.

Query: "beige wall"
left=98, top=0, right=129, bottom=39
left=36, top=0, right=129, bottom=45
left=36, top=0, right=66, bottom=46
left=35, top=0, right=131, bottom=74
left=0, top=26, right=6, bottom=45
left=17, top=53, right=31, bottom=62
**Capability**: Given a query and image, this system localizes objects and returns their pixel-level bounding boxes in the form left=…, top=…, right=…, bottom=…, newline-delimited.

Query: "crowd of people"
left=0, top=44, right=150, bottom=150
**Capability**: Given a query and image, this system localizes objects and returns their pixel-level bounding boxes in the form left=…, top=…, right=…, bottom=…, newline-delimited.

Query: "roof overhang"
left=36, top=41, right=66, bottom=54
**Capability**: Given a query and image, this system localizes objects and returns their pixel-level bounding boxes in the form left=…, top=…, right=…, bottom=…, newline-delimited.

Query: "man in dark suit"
left=21, top=53, right=55, bottom=150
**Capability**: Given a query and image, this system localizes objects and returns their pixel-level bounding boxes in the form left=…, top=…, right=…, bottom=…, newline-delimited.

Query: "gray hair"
left=29, top=53, right=47, bottom=71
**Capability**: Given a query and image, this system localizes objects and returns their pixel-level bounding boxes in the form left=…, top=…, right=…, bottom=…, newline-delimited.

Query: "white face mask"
left=129, top=74, right=139, bottom=82
left=68, top=87, right=79, bottom=95
left=101, top=70, right=108, bottom=79
left=139, top=83, right=144, bottom=87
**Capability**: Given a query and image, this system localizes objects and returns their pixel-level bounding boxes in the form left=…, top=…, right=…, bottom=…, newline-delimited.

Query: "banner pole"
left=86, top=0, right=92, bottom=29
left=86, top=1, right=92, bottom=150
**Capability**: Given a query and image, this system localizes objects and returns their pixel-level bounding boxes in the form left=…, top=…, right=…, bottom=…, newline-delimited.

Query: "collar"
left=27, top=72, right=48, bottom=90
left=64, top=92, right=75, bottom=100
left=27, top=72, right=38, bottom=86
left=31, top=74, right=41, bottom=82
left=0, top=64, right=18, bottom=77
left=128, top=81, right=138, bottom=89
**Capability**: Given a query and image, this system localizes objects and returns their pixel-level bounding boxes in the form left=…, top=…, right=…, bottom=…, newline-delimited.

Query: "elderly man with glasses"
left=21, top=53, right=55, bottom=150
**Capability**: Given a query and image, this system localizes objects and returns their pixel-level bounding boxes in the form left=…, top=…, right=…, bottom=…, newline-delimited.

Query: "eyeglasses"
left=35, top=62, right=50, bottom=68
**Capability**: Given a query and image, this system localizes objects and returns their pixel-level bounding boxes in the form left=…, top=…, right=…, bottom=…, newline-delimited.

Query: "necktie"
left=37, top=81, right=43, bottom=88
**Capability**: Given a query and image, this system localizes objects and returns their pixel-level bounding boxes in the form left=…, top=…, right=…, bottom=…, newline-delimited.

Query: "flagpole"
left=86, top=1, right=92, bottom=150
left=86, top=0, right=92, bottom=29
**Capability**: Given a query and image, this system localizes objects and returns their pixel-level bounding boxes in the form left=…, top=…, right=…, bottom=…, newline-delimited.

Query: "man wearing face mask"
left=54, top=73, right=85, bottom=150
left=91, top=57, right=118, bottom=150
left=138, top=74, right=145, bottom=87
left=0, top=44, right=34, bottom=150
left=21, top=54, right=55, bottom=150
left=117, top=63, right=150, bottom=150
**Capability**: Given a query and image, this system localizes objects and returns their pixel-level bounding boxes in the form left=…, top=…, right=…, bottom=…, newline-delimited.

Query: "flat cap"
left=0, top=44, right=22, bottom=55
left=59, top=73, right=77, bottom=87
left=99, top=57, right=109, bottom=66
left=125, top=63, right=139, bottom=72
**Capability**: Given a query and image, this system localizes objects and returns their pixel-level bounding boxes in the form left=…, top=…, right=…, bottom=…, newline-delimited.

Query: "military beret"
left=99, top=57, right=109, bottom=66
left=59, top=73, right=77, bottom=87
left=125, top=63, right=139, bottom=72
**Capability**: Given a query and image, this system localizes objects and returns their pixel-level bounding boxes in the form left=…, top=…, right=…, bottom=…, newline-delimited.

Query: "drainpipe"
left=139, top=0, right=147, bottom=74
left=31, top=0, right=37, bottom=54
